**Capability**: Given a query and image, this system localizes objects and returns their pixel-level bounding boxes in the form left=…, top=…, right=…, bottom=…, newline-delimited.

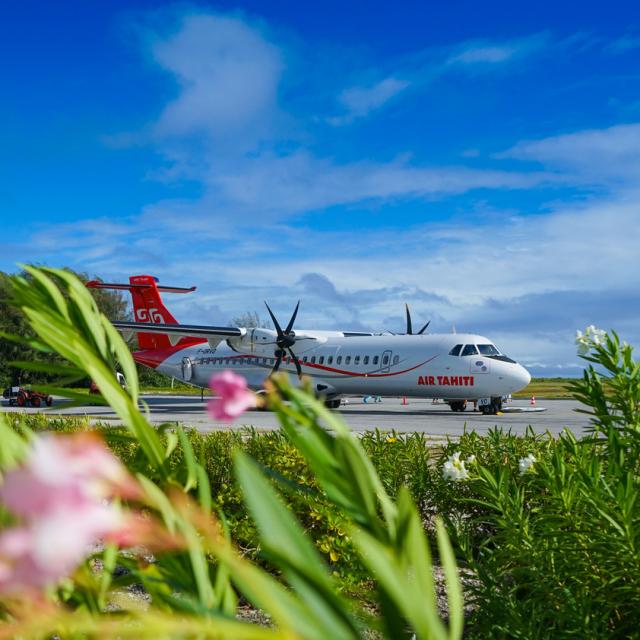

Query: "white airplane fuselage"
left=136, top=330, right=531, bottom=402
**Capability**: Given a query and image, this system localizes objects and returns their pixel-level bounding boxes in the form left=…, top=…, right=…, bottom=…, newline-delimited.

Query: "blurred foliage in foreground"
left=0, top=266, right=463, bottom=639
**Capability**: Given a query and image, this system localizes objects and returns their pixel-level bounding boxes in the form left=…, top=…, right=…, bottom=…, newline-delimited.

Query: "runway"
left=1, top=395, right=592, bottom=438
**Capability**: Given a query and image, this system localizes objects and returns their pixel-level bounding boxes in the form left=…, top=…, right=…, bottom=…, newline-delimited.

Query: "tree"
left=230, top=311, right=271, bottom=328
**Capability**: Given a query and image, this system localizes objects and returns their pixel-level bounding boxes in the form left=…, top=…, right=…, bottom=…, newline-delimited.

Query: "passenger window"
left=311, top=356, right=316, bottom=364
left=337, top=356, right=342, bottom=365
left=354, top=355, right=360, bottom=365
left=383, top=355, right=389, bottom=365
left=449, top=344, right=463, bottom=356
left=328, top=355, right=333, bottom=364
left=373, top=355, right=379, bottom=365
left=363, top=355, right=369, bottom=365
left=461, top=344, right=478, bottom=356
left=319, top=356, right=325, bottom=364
left=303, top=356, right=308, bottom=363
left=393, top=355, right=399, bottom=365
left=345, top=356, right=351, bottom=365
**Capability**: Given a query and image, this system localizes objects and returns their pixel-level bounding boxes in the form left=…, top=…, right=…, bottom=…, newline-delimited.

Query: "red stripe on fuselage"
left=133, top=339, right=206, bottom=369
left=198, top=353, right=439, bottom=378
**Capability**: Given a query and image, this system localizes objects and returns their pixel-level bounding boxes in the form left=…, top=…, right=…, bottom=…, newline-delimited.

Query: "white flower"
left=467, top=454, right=476, bottom=464
left=519, top=453, right=537, bottom=475
left=575, top=325, right=606, bottom=355
left=443, top=452, right=470, bottom=482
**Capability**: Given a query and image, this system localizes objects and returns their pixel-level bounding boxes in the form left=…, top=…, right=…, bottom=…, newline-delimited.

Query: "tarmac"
left=1, top=395, right=592, bottom=438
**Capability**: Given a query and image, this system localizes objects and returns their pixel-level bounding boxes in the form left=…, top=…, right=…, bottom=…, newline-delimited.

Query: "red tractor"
left=3, top=386, right=53, bottom=408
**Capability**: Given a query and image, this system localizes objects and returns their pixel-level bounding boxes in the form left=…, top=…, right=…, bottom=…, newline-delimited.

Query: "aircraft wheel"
left=450, top=400, right=467, bottom=412
left=325, top=398, right=341, bottom=410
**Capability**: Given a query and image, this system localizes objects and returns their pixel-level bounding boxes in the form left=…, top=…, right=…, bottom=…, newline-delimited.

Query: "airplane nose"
left=513, top=364, right=531, bottom=391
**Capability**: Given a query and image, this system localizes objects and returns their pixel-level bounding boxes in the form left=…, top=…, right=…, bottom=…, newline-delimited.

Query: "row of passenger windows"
left=448, top=343, right=500, bottom=357
left=195, top=354, right=401, bottom=367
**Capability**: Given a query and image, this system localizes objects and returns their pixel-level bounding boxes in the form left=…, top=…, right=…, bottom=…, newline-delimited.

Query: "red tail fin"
left=86, top=275, right=198, bottom=350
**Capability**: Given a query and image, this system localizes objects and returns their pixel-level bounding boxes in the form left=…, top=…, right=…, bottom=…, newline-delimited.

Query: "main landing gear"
left=449, top=400, right=467, bottom=412
left=324, top=398, right=341, bottom=410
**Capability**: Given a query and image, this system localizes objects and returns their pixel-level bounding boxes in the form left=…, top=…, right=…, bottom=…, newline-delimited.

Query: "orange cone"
left=530, top=395, right=536, bottom=406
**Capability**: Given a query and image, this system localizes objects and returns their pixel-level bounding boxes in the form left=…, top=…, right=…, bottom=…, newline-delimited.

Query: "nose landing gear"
left=479, top=396, right=503, bottom=415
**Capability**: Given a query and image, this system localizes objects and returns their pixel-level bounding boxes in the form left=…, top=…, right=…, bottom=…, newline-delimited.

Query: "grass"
left=513, top=377, right=575, bottom=398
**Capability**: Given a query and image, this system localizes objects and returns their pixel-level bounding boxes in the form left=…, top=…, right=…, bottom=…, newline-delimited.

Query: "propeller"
left=264, top=301, right=303, bottom=377
left=405, top=303, right=430, bottom=335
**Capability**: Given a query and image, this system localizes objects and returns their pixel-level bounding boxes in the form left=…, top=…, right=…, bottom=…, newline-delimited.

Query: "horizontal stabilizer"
left=113, top=321, right=244, bottom=339
left=86, top=280, right=196, bottom=294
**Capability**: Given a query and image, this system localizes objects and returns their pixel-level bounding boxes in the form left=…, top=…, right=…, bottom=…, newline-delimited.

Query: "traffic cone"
left=530, top=395, right=536, bottom=406
left=402, top=396, right=407, bottom=405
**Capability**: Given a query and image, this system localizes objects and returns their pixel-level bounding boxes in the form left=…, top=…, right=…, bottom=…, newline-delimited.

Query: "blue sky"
left=2, top=0, right=640, bottom=375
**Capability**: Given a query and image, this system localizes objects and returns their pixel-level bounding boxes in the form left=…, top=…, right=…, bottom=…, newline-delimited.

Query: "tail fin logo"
left=136, top=308, right=165, bottom=323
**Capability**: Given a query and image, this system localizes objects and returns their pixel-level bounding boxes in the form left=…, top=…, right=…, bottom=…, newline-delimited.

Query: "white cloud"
left=329, top=76, right=409, bottom=124
left=449, top=45, right=517, bottom=65
left=210, top=151, right=553, bottom=215
left=500, top=122, right=640, bottom=184
left=605, top=34, right=640, bottom=54
left=446, top=33, right=549, bottom=67
left=149, top=13, right=283, bottom=144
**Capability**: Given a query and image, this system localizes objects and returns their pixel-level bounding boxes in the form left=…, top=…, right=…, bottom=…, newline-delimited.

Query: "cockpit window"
left=461, top=344, right=478, bottom=356
left=449, top=344, right=463, bottom=356
left=477, top=344, right=500, bottom=356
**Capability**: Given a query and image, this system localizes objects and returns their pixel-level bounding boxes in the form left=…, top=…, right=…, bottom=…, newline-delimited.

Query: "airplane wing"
left=112, top=321, right=245, bottom=348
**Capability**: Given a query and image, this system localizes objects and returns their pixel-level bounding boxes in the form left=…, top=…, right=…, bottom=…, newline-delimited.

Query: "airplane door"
left=181, top=356, right=193, bottom=382
left=380, top=350, right=392, bottom=373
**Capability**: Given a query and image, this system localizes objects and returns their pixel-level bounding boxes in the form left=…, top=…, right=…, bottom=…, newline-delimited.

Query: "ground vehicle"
left=2, top=386, right=53, bottom=407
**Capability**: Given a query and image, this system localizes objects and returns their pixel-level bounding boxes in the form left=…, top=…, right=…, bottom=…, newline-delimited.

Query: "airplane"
left=86, top=275, right=531, bottom=415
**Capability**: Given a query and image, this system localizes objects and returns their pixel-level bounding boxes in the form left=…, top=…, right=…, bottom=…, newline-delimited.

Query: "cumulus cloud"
left=149, top=13, right=283, bottom=144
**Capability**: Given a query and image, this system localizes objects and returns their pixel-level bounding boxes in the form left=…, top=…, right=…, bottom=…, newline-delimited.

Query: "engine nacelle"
left=227, top=327, right=320, bottom=356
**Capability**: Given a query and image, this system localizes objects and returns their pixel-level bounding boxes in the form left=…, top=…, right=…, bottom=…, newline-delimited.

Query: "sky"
left=1, top=0, right=639, bottom=376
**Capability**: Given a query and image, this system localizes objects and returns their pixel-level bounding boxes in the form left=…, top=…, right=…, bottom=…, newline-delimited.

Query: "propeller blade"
left=264, top=301, right=284, bottom=337
left=417, top=320, right=431, bottom=335
left=272, top=354, right=282, bottom=374
left=405, top=303, right=413, bottom=335
left=288, top=347, right=302, bottom=377
left=284, top=301, right=300, bottom=335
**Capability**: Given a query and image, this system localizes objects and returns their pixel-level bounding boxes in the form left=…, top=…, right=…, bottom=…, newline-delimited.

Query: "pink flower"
left=0, top=434, right=139, bottom=593
left=0, top=506, right=127, bottom=592
left=208, top=370, right=257, bottom=422
left=0, top=433, right=138, bottom=518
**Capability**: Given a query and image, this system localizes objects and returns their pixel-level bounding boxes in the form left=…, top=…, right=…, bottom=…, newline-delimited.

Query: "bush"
left=440, top=330, right=640, bottom=638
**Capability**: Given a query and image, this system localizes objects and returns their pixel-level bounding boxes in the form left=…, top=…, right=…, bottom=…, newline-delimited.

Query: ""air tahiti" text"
left=418, top=375, right=475, bottom=386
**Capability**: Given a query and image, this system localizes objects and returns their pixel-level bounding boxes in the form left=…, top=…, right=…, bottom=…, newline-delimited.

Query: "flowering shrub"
left=446, top=326, right=640, bottom=639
